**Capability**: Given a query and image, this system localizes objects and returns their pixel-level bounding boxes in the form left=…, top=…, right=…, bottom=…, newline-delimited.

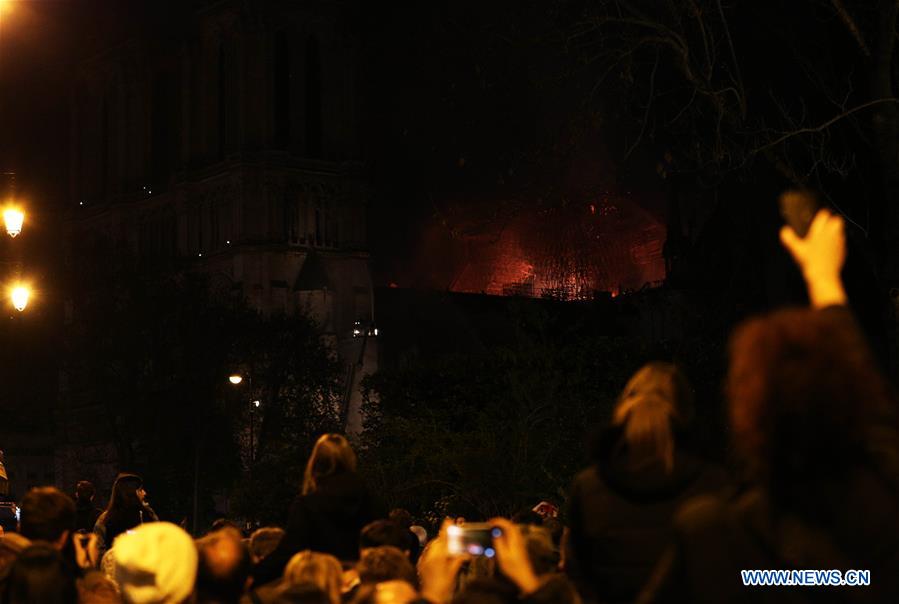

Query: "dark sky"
left=0, top=0, right=184, bottom=214
left=0, top=1, right=666, bottom=291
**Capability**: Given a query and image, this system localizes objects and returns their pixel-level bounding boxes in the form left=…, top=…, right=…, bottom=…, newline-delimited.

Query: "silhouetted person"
left=360, top=520, right=413, bottom=556
left=3, top=543, right=77, bottom=604
left=74, top=481, right=102, bottom=534
left=19, top=486, right=101, bottom=577
left=283, top=551, right=343, bottom=604
left=387, top=509, right=421, bottom=563
left=19, top=487, right=76, bottom=551
left=210, top=518, right=242, bottom=534
left=0, top=533, right=30, bottom=577
left=566, top=363, right=726, bottom=604
left=249, top=527, right=285, bottom=565
left=639, top=210, right=899, bottom=602
left=251, top=434, right=381, bottom=586
left=356, top=546, right=417, bottom=587
left=0, top=451, right=17, bottom=535
left=196, top=526, right=251, bottom=604
left=93, top=473, right=158, bottom=556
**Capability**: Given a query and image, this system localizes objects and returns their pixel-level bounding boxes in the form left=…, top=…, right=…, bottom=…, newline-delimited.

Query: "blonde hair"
left=302, top=433, right=357, bottom=495
left=283, top=550, right=343, bottom=604
left=612, top=362, right=693, bottom=473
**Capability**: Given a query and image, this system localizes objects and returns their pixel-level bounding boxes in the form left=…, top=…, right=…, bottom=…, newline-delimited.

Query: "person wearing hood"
left=565, top=362, right=726, bottom=604
left=93, top=473, right=159, bottom=557
left=250, top=433, right=382, bottom=587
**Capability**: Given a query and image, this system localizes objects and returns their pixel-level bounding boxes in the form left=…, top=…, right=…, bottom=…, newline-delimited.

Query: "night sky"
left=0, top=0, right=891, bottom=310
left=1, top=1, right=673, bottom=296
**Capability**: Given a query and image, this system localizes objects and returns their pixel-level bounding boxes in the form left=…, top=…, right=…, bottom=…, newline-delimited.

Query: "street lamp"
left=250, top=400, right=261, bottom=462
left=3, top=207, right=23, bottom=237
left=228, top=375, right=259, bottom=463
left=10, top=284, right=28, bottom=311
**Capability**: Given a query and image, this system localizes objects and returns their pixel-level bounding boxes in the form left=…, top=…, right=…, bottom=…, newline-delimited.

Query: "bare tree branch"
left=715, top=0, right=746, bottom=116
left=757, top=97, right=899, bottom=151
left=830, top=0, right=872, bottom=56
left=624, top=49, right=660, bottom=162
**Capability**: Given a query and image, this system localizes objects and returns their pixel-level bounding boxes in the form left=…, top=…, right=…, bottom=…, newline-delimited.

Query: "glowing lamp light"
left=11, top=285, right=29, bottom=312
left=252, top=400, right=261, bottom=408
left=228, top=375, right=243, bottom=385
left=4, top=208, right=24, bottom=237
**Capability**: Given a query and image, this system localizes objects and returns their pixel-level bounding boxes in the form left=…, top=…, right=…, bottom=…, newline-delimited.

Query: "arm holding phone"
left=418, top=518, right=542, bottom=602
left=489, top=518, right=541, bottom=595
left=418, top=520, right=471, bottom=604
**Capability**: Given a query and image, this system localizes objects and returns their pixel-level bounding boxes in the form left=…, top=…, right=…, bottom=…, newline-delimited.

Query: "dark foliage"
left=62, top=235, right=341, bottom=528
left=358, top=300, right=728, bottom=522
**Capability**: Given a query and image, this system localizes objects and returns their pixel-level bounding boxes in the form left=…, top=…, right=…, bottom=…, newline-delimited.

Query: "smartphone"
left=778, top=189, right=820, bottom=238
left=446, top=523, right=502, bottom=558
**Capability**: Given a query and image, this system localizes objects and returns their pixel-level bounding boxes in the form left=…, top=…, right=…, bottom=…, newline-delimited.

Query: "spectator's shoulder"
left=569, top=465, right=604, bottom=494
left=672, top=494, right=731, bottom=536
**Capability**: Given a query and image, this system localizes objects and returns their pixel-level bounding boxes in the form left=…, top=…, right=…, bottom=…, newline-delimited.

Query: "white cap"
left=113, top=522, right=198, bottom=603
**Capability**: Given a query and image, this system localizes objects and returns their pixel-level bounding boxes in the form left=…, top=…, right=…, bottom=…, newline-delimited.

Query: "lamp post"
left=250, top=399, right=260, bottom=463
left=228, top=374, right=259, bottom=464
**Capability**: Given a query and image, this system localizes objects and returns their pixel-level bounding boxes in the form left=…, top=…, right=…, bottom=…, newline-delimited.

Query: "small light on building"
left=198, top=252, right=203, bottom=257
left=79, top=201, right=84, bottom=206
left=226, top=240, right=231, bottom=245
left=253, top=400, right=261, bottom=408
left=374, top=328, right=379, bottom=336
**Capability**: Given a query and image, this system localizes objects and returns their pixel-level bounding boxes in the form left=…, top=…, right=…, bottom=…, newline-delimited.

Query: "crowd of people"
left=0, top=208, right=897, bottom=603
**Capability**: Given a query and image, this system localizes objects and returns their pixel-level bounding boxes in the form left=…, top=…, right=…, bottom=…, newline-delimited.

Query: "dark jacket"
left=74, top=500, right=102, bottom=534
left=251, top=471, right=381, bottom=586
left=566, top=427, right=727, bottom=604
left=638, top=469, right=899, bottom=604
left=93, top=504, right=159, bottom=557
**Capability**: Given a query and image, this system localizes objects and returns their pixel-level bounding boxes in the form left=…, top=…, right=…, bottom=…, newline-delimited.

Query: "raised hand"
left=780, top=209, right=848, bottom=308
left=489, top=518, right=540, bottom=595
left=418, top=519, right=469, bottom=603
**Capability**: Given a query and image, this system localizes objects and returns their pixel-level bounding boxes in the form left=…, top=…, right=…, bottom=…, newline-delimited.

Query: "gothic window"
left=284, top=188, right=310, bottom=245
left=309, top=193, right=339, bottom=249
